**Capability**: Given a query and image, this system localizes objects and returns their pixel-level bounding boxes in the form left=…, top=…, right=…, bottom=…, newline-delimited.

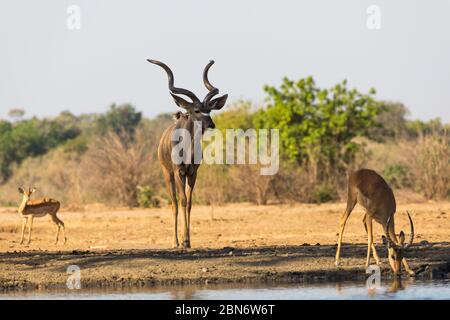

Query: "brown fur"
left=17, top=187, right=66, bottom=245
left=149, top=59, right=228, bottom=249
left=158, top=116, right=200, bottom=249
left=335, top=169, right=415, bottom=276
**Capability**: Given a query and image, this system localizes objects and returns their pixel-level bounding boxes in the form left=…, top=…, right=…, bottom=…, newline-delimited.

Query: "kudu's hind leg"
left=335, top=190, right=357, bottom=266
left=163, top=169, right=179, bottom=248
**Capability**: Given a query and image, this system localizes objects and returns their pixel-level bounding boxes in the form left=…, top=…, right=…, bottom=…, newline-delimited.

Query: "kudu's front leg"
left=163, top=170, right=179, bottom=248
left=185, top=172, right=197, bottom=249
left=175, top=173, right=189, bottom=249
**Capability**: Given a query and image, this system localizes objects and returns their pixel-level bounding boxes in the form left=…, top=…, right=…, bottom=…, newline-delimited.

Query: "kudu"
left=17, top=187, right=66, bottom=245
left=335, top=169, right=415, bottom=276
left=148, top=59, right=228, bottom=248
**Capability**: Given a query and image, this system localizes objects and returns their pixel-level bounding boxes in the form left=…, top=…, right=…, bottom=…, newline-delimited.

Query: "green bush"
left=137, top=185, right=161, bottom=208
left=383, top=164, right=410, bottom=188
left=312, top=184, right=335, bottom=204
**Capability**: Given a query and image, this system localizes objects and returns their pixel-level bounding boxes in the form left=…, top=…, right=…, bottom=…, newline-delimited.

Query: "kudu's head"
left=147, top=59, right=228, bottom=132
left=18, top=186, right=36, bottom=201
left=384, top=212, right=415, bottom=276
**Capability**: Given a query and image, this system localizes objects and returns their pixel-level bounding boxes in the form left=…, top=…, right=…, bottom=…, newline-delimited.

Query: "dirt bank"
left=1, top=202, right=449, bottom=290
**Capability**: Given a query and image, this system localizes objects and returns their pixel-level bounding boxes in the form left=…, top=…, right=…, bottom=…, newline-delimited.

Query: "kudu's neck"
left=172, top=115, right=204, bottom=169
left=175, top=114, right=196, bottom=133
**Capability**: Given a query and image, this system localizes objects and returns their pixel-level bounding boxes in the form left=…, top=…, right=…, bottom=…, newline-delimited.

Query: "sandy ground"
left=0, top=201, right=449, bottom=290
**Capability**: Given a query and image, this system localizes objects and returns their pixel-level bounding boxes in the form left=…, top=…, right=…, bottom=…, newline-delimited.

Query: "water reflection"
left=0, top=279, right=449, bottom=300
left=388, top=278, right=405, bottom=293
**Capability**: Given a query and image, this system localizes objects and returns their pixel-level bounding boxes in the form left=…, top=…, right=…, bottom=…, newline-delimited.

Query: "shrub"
left=137, top=185, right=162, bottom=208
left=383, top=164, right=410, bottom=189
left=398, top=131, right=450, bottom=199
left=312, top=184, right=336, bottom=204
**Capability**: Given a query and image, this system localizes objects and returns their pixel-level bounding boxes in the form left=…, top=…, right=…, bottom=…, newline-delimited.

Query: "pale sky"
left=0, top=0, right=449, bottom=122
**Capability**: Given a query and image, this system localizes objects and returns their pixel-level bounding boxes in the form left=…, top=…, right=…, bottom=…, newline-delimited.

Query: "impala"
left=148, top=59, right=228, bottom=248
left=335, top=169, right=415, bottom=276
left=17, top=187, right=66, bottom=245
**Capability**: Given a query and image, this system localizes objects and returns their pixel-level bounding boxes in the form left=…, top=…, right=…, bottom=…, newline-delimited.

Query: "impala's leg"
left=51, top=214, right=65, bottom=245
left=363, top=214, right=380, bottom=265
left=365, top=216, right=374, bottom=267
left=20, top=217, right=27, bottom=245
left=175, top=172, right=189, bottom=249
left=61, top=221, right=67, bottom=245
left=402, top=258, right=415, bottom=276
left=55, top=224, right=60, bottom=244
left=335, top=192, right=357, bottom=266
left=27, top=216, right=34, bottom=245
left=185, top=171, right=197, bottom=249
left=163, top=168, right=178, bottom=248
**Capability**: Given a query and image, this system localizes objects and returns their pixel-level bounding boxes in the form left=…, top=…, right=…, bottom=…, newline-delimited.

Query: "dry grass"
left=1, top=200, right=449, bottom=251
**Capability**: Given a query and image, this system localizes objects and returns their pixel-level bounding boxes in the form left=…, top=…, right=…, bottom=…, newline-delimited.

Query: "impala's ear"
left=18, top=187, right=24, bottom=194
left=170, top=93, right=193, bottom=110
left=398, top=231, right=405, bottom=245
left=208, top=94, right=228, bottom=110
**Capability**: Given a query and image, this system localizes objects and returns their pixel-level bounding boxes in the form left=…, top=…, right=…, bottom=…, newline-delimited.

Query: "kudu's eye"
left=194, top=109, right=200, bottom=114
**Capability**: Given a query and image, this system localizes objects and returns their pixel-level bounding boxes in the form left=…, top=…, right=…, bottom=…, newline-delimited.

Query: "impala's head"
left=384, top=212, right=415, bottom=276
left=18, top=186, right=37, bottom=200
left=147, top=59, right=228, bottom=132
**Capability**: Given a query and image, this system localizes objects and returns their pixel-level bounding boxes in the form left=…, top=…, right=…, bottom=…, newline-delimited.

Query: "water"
left=1, top=279, right=449, bottom=300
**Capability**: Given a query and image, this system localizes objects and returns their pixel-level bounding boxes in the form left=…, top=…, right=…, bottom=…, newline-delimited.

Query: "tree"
left=370, top=102, right=409, bottom=141
left=0, top=117, right=81, bottom=182
left=214, top=100, right=255, bottom=131
left=8, top=109, right=25, bottom=121
left=254, top=76, right=381, bottom=181
left=96, top=104, right=142, bottom=137
left=82, top=128, right=157, bottom=206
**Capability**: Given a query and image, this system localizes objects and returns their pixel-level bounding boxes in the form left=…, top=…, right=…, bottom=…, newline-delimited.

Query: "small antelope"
left=335, top=169, right=415, bottom=276
left=17, top=187, right=66, bottom=245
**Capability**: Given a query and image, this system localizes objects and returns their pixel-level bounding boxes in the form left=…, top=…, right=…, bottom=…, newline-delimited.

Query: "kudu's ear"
left=170, top=93, right=193, bottom=110
left=208, top=94, right=228, bottom=110
left=398, top=231, right=405, bottom=245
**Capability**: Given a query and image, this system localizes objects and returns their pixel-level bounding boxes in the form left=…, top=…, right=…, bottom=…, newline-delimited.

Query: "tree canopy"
left=254, top=77, right=381, bottom=173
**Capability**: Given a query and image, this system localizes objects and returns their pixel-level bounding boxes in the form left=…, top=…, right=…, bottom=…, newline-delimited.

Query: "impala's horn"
left=403, top=211, right=415, bottom=249
left=385, top=214, right=398, bottom=248
left=147, top=59, right=200, bottom=103
left=203, top=60, right=219, bottom=104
